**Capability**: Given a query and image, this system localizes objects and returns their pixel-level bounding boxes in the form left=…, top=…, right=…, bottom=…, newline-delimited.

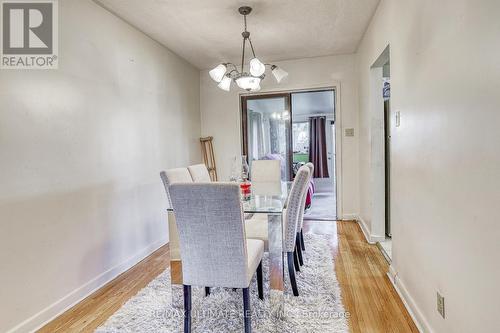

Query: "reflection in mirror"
left=246, top=97, right=290, bottom=180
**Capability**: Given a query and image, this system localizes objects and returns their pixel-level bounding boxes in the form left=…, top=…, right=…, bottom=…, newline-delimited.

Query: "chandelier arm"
left=226, top=69, right=239, bottom=77
left=248, top=38, right=257, bottom=58
left=225, top=62, right=239, bottom=73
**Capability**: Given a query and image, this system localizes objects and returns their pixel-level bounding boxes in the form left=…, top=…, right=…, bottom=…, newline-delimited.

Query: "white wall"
left=357, top=0, right=500, bottom=331
left=0, top=1, right=200, bottom=332
left=200, top=54, right=359, bottom=218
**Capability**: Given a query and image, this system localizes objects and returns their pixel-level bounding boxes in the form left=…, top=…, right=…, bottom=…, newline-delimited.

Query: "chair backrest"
left=305, top=162, right=314, bottom=178
left=251, top=160, right=281, bottom=182
left=251, top=160, right=281, bottom=195
left=297, top=166, right=313, bottom=231
left=284, top=166, right=310, bottom=252
left=160, top=168, right=193, bottom=206
left=169, top=183, right=249, bottom=288
left=188, top=164, right=212, bottom=182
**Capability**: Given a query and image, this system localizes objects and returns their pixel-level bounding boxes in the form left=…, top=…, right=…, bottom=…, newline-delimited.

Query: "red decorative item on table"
left=240, top=182, right=251, bottom=200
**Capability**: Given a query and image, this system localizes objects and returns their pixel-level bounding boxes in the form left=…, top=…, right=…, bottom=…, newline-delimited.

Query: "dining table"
left=167, top=181, right=291, bottom=318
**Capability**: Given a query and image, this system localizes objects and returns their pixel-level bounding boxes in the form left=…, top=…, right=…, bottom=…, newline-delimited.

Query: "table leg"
left=267, top=213, right=284, bottom=318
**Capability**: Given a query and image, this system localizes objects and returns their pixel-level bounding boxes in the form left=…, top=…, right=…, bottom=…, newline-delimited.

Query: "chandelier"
left=208, top=6, right=288, bottom=92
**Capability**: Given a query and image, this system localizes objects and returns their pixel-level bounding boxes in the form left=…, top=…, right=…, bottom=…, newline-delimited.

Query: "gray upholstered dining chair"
left=295, top=163, right=313, bottom=266
left=187, top=163, right=212, bottom=182
left=251, top=159, right=281, bottom=182
left=305, top=162, right=314, bottom=178
left=298, top=162, right=315, bottom=255
left=160, top=167, right=193, bottom=287
left=169, top=183, right=264, bottom=333
left=245, top=166, right=310, bottom=296
left=250, top=160, right=282, bottom=195
left=160, top=168, right=193, bottom=206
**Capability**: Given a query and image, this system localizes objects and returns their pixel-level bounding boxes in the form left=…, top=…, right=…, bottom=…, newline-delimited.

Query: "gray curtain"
left=308, top=116, right=329, bottom=178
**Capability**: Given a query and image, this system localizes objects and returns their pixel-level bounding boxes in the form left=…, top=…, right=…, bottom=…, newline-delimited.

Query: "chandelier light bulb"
left=217, top=75, right=232, bottom=91
left=249, top=77, right=261, bottom=90
left=271, top=65, right=288, bottom=83
left=249, top=58, right=265, bottom=76
left=236, top=75, right=261, bottom=91
left=251, top=84, right=261, bottom=92
left=209, top=64, right=227, bottom=83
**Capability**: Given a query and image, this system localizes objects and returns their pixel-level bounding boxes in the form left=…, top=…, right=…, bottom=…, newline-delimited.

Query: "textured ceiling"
left=95, top=0, right=380, bottom=69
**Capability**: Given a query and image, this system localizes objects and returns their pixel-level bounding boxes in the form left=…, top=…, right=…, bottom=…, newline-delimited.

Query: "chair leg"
left=296, top=244, right=304, bottom=266
left=296, top=235, right=304, bottom=266
left=256, top=261, right=264, bottom=300
left=293, top=248, right=301, bottom=272
left=300, top=229, right=306, bottom=251
left=243, top=288, right=252, bottom=333
left=287, top=252, right=299, bottom=296
left=183, top=285, right=192, bottom=333
left=205, top=287, right=210, bottom=296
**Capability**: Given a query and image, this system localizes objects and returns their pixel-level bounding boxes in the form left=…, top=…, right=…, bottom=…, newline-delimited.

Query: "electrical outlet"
left=437, top=292, right=445, bottom=318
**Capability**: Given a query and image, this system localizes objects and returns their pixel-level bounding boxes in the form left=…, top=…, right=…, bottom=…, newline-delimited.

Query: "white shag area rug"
left=96, top=234, right=349, bottom=333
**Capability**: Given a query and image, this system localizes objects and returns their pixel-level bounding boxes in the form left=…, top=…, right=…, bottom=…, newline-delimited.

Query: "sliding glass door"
left=241, top=94, right=292, bottom=181
left=241, top=89, right=335, bottom=184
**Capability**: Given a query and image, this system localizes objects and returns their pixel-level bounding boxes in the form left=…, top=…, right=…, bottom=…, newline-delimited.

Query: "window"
left=292, top=122, right=309, bottom=163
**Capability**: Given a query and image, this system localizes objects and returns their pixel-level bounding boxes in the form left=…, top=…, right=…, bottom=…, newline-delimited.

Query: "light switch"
left=395, top=111, right=401, bottom=127
left=345, top=128, right=355, bottom=137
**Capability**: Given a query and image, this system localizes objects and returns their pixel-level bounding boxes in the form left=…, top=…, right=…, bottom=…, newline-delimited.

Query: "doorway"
left=241, top=89, right=337, bottom=221
left=291, top=90, right=336, bottom=220
left=371, top=46, right=392, bottom=260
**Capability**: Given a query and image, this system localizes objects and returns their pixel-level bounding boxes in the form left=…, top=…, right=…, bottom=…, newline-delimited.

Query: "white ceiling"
left=95, top=0, right=380, bottom=69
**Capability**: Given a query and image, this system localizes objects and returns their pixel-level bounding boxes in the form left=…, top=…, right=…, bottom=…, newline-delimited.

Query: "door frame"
left=368, top=44, right=391, bottom=241
left=384, top=99, right=391, bottom=237
left=239, top=86, right=343, bottom=219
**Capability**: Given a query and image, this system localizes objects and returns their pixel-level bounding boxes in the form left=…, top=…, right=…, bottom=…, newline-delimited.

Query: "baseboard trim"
left=7, top=238, right=168, bottom=333
left=387, top=264, right=433, bottom=333
left=341, top=213, right=357, bottom=221
left=356, top=215, right=374, bottom=243
left=376, top=242, right=392, bottom=264
left=353, top=215, right=385, bottom=244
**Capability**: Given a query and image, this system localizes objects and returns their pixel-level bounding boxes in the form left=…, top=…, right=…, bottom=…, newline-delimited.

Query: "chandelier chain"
left=241, top=37, right=246, bottom=72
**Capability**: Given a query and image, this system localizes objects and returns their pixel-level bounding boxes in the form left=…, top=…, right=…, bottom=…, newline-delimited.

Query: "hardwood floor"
left=304, top=221, right=419, bottom=333
left=38, top=246, right=170, bottom=333
left=39, top=221, right=418, bottom=332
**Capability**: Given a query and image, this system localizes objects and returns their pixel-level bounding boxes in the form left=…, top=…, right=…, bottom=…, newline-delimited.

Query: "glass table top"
left=242, top=181, right=291, bottom=214
left=166, top=181, right=292, bottom=214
